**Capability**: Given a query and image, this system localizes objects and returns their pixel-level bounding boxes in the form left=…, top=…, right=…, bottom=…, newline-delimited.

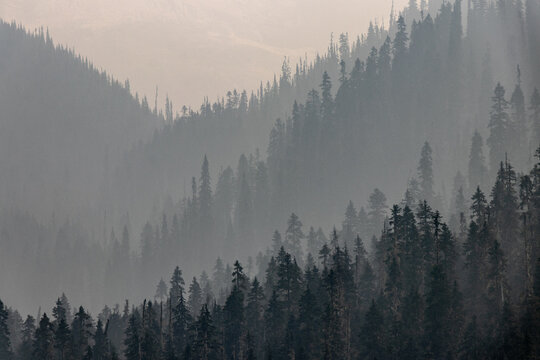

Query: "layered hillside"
left=0, top=21, right=158, bottom=221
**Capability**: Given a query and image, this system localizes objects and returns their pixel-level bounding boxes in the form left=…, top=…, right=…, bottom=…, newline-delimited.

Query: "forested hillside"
left=0, top=21, right=158, bottom=221
left=2, top=146, right=540, bottom=360
left=2, top=0, right=540, bottom=326
left=110, top=0, right=540, bottom=233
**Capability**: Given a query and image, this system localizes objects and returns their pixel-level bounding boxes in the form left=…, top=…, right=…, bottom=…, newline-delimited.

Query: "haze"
left=1, top=0, right=407, bottom=108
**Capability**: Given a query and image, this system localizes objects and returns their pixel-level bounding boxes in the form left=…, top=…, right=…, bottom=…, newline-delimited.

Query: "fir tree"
left=124, top=311, right=141, bottom=360
left=469, top=130, right=488, bottom=190
left=33, top=314, right=54, bottom=360
left=0, top=300, right=12, bottom=359
left=418, top=141, right=434, bottom=204
left=188, top=277, right=203, bottom=315
left=285, top=213, right=304, bottom=264
left=488, top=83, right=510, bottom=174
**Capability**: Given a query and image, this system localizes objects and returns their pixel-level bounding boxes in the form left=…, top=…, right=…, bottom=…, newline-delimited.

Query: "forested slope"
left=2, top=145, right=540, bottom=360
left=110, top=0, right=540, bottom=232
left=0, top=21, right=158, bottom=222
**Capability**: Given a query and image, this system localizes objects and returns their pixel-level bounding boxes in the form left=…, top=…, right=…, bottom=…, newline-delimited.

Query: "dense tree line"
left=111, top=0, right=540, bottom=234
left=3, top=0, right=540, bottom=322
left=2, top=146, right=540, bottom=359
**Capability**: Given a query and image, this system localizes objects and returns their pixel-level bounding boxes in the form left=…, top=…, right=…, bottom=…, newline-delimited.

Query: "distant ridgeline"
left=0, top=20, right=158, bottom=222
left=110, top=0, right=540, bottom=235
left=1, top=147, right=540, bottom=359
left=1, top=0, right=540, bottom=319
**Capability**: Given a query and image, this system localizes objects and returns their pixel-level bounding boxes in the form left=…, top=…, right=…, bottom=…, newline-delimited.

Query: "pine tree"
left=188, top=277, right=203, bottom=315
left=400, top=205, right=422, bottom=291
left=18, top=315, right=35, bottom=360
left=510, top=68, right=527, bottom=167
left=245, top=278, right=264, bottom=358
left=285, top=213, right=304, bottom=263
left=358, top=261, right=377, bottom=309
left=277, top=248, right=303, bottom=314
left=342, top=201, right=359, bottom=249
left=54, top=317, right=70, bottom=360
left=359, top=300, right=386, bottom=359
left=199, top=155, right=213, bottom=240
left=418, top=141, right=434, bottom=204
left=223, top=282, right=244, bottom=359
left=323, top=268, right=348, bottom=360
left=192, top=305, right=216, bottom=360
left=235, top=173, right=253, bottom=244
left=169, top=266, right=185, bottom=308
left=488, top=83, right=510, bottom=174
left=393, top=15, right=409, bottom=64
left=93, top=319, right=110, bottom=360
left=424, top=264, right=451, bottom=359
left=264, top=291, right=284, bottom=359
left=71, top=306, right=93, bottom=359
left=172, top=292, right=191, bottom=358
left=530, top=88, right=540, bottom=151
left=490, top=159, right=520, bottom=291
left=155, top=278, right=168, bottom=303
left=368, top=188, right=388, bottom=237
left=401, top=287, right=424, bottom=359
left=124, top=311, right=141, bottom=360
left=0, top=300, right=12, bottom=359
left=469, top=130, right=488, bottom=191
left=298, top=286, right=321, bottom=359
left=33, top=314, right=54, bottom=360
left=140, top=301, right=161, bottom=360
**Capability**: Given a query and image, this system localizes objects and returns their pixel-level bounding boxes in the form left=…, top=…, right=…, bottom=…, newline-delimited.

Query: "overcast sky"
left=1, top=0, right=408, bottom=109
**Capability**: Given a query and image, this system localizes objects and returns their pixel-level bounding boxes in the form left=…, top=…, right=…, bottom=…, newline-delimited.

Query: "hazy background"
left=1, top=0, right=408, bottom=108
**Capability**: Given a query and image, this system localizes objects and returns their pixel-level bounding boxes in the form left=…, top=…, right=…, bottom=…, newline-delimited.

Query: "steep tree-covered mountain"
left=109, top=0, right=540, bottom=233
left=0, top=21, right=158, bottom=222
left=2, top=0, right=540, bottom=319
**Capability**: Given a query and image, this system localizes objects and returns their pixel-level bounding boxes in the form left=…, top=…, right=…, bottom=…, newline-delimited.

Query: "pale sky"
left=1, top=0, right=408, bottom=109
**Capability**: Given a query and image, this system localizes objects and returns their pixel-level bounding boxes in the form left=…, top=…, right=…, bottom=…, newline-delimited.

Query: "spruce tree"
left=192, top=305, right=217, bottom=360
left=188, top=277, right=203, bottom=316
left=530, top=88, right=540, bottom=151
left=172, top=292, right=191, bottom=358
left=124, top=311, right=141, bottom=360
left=488, top=83, right=510, bottom=174
left=368, top=188, right=388, bottom=237
left=469, top=130, right=488, bottom=191
left=359, top=300, right=386, bottom=359
left=424, top=264, right=451, bottom=359
left=71, top=306, right=93, bottom=359
left=54, top=318, right=70, bottom=360
left=199, top=155, right=213, bottom=240
left=0, top=299, right=12, bottom=359
left=510, top=69, right=527, bottom=167
left=18, top=315, right=35, bottom=360
left=285, top=213, right=304, bottom=264
left=33, top=314, right=54, bottom=360
left=418, top=141, right=434, bottom=204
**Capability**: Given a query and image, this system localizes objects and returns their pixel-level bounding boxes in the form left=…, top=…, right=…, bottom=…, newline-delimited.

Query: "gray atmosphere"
left=0, top=1, right=540, bottom=359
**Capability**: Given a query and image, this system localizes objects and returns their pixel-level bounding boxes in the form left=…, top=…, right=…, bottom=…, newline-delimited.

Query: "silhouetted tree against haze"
left=418, top=141, right=435, bottom=205
left=469, top=130, right=488, bottom=191
left=0, top=300, right=12, bottom=359
left=34, top=314, right=54, bottom=360
left=488, top=83, right=510, bottom=175
left=530, top=88, right=540, bottom=153
left=285, top=213, right=305, bottom=264
left=3, top=1, right=540, bottom=359
left=368, top=188, right=387, bottom=238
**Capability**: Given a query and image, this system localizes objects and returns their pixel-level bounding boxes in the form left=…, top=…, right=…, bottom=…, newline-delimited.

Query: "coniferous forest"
left=1, top=0, right=540, bottom=358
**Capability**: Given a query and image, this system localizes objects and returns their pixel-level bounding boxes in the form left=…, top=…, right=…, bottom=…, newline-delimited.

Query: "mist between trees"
left=0, top=0, right=540, bottom=350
